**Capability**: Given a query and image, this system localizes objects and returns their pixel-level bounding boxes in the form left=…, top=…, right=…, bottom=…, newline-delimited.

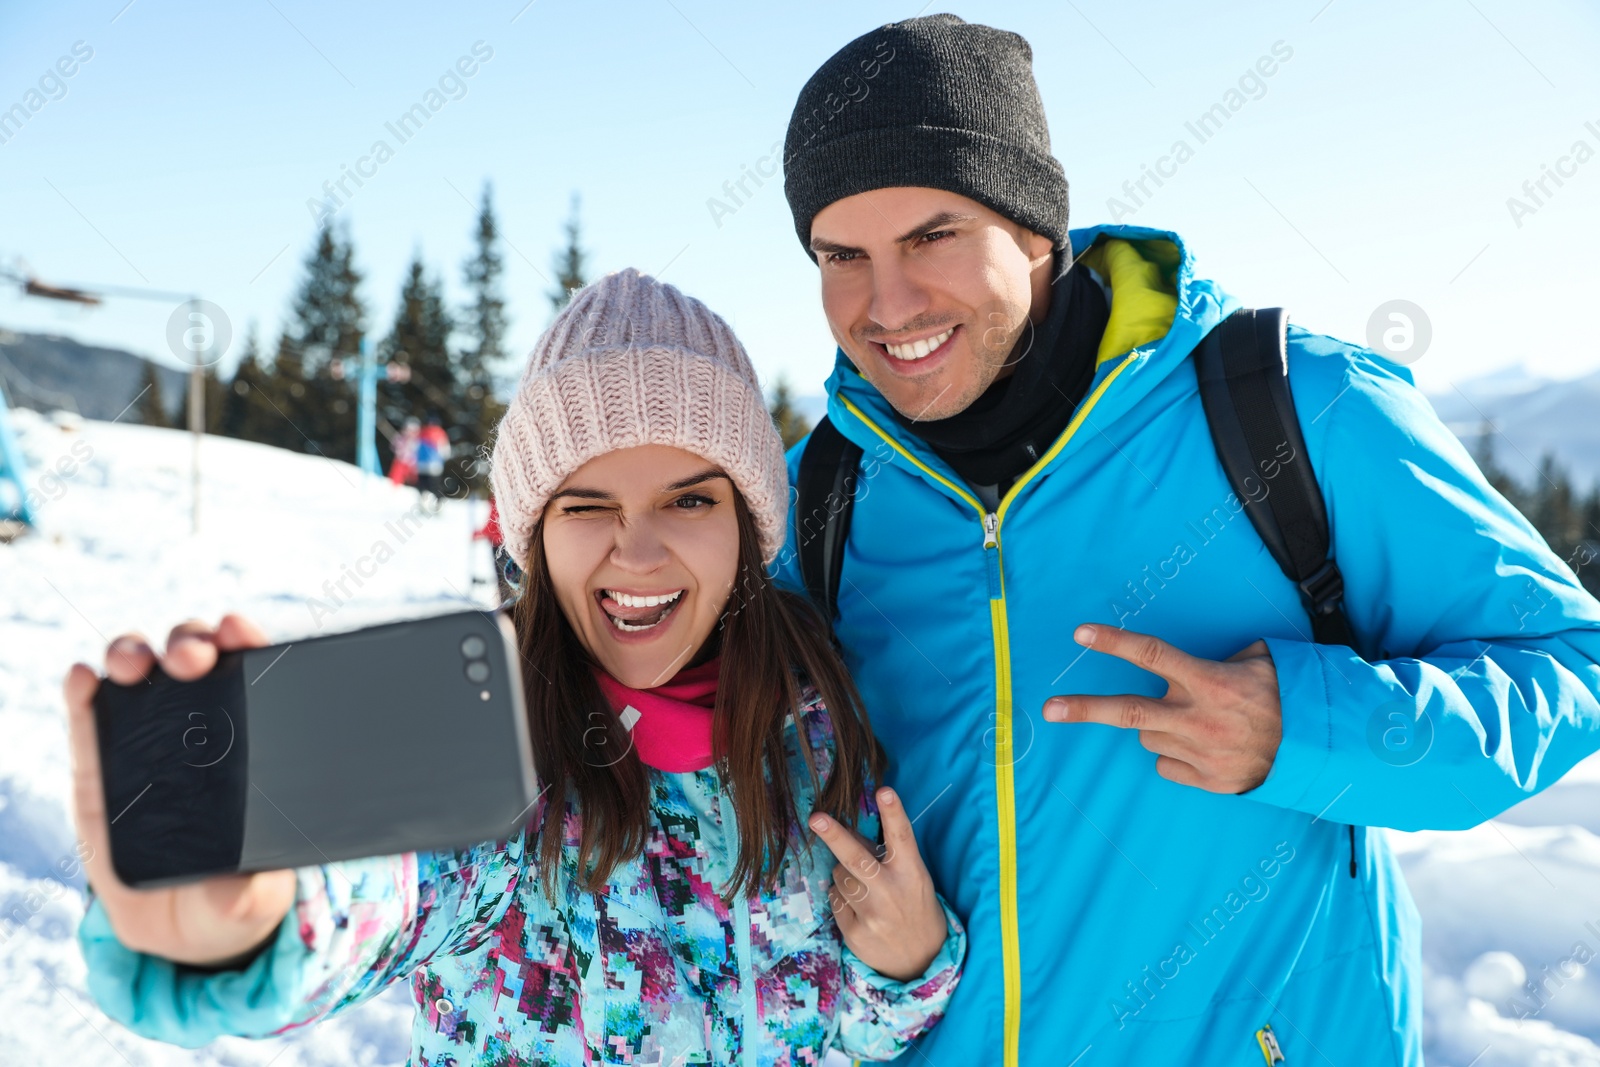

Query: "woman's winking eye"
left=558, top=492, right=716, bottom=516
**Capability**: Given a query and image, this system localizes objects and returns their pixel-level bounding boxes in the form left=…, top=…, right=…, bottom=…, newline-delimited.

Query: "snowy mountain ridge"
left=1423, top=364, right=1600, bottom=489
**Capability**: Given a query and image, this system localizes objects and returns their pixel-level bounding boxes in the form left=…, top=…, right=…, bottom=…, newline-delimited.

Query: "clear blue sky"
left=1, top=0, right=1596, bottom=398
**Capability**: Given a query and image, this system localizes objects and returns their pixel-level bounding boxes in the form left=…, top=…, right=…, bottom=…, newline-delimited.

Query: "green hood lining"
left=1077, top=236, right=1182, bottom=366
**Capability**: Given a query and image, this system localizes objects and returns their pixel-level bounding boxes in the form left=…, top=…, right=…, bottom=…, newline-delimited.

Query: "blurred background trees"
left=190, top=185, right=824, bottom=504
left=1473, top=424, right=1600, bottom=596
left=214, top=183, right=521, bottom=497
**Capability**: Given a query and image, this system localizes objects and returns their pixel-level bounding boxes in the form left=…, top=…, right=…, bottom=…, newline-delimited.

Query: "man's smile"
left=868, top=324, right=963, bottom=378
left=882, top=326, right=956, bottom=362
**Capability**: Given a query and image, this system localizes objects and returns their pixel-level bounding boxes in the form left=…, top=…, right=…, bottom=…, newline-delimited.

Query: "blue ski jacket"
left=772, top=224, right=1600, bottom=1066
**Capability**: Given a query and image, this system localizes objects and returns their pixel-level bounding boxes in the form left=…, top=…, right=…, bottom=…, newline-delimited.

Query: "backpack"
left=795, top=307, right=1361, bottom=872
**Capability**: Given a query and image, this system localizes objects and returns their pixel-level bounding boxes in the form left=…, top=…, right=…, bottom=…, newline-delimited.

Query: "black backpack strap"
left=796, top=415, right=863, bottom=622
left=1194, top=308, right=1356, bottom=649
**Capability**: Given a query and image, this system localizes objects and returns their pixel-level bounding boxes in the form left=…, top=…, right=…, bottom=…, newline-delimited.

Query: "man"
left=773, top=15, right=1600, bottom=1065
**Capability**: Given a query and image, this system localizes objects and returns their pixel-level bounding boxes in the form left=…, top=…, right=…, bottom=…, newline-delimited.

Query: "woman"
left=66, top=268, right=965, bottom=1063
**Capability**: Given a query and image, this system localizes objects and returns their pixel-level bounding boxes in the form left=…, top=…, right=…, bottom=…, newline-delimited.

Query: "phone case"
left=93, top=609, right=536, bottom=888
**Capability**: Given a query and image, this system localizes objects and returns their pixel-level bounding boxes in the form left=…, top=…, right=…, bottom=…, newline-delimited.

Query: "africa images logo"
left=1365, top=700, right=1434, bottom=767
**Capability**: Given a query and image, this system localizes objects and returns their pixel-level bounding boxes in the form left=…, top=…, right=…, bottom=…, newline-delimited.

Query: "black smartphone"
left=93, top=608, right=536, bottom=888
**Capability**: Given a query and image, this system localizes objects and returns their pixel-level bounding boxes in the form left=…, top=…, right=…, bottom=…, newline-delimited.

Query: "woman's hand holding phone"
left=64, top=614, right=295, bottom=968
left=810, top=787, right=949, bottom=983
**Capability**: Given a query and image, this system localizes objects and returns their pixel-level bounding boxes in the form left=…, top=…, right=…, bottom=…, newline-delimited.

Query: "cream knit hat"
left=489, top=268, right=789, bottom=569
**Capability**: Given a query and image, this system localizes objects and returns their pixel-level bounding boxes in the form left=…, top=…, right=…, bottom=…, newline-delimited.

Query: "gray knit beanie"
left=488, top=268, right=789, bottom=570
left=783, top=13, right=1070, bottom=260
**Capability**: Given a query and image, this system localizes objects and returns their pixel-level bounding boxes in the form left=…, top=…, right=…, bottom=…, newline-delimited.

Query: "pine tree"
left=134, top=362, right=169, bottom=428
left=1576, top=483, right=1600, bottom=596
left=283, top=222, right=365, bottom=461
left=260, top=330, right=313, bottom=453
left=548, top=192, right=588, bottom=313
left=327, top=226, right=367, bottom=462
left=291, top=223, right=367, bottom=376
left=462, top=182, right=508, bottom=384
left=1456, top=421, right=1600, bottom=595
left=218, top=323, right=278, bottom=444
left=378, top=253, right=456, bottom=472
left=459, top=181, right=510, bottom=485
left=1471, top=421, right=1523, bottom=508
left=1583, top=485, right=1600, bottom=546
left=768, top=375, right=812, bottom=448
left=1530, top=453, right=1579, bottom=556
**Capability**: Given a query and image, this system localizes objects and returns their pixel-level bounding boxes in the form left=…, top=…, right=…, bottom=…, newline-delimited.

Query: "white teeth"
left=605, top=589, right=683, bottom=608
left=885, top=327, right=953, bottom=361
left=604, top=590, right=683, bottom=633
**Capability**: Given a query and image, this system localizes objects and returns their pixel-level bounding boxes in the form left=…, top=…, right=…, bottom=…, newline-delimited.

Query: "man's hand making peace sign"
left=1044, top=624, right=1284, bottom=795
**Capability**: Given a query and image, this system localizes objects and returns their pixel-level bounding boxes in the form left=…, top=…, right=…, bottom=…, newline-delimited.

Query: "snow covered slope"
left=0, top=408, right=490, bottom=1066
left=2, top=410, right=1599, bottom=1065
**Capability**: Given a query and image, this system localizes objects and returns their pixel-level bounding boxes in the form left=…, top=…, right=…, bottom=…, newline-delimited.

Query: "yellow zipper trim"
left=998, top=350, right=1143, bottom=526
left=837, top=395, right=985, bottom=515
left=836, top=350, right=1140, bottom=1067
left=988, top=592, right=1019, bottom=1067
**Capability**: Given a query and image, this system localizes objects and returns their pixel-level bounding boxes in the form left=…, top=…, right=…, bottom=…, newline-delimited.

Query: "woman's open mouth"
left=595, top=588, right=685, bottom=633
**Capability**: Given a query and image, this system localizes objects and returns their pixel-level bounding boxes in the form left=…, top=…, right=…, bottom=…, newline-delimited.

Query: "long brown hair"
left=511, top=487, right=884, bottom=900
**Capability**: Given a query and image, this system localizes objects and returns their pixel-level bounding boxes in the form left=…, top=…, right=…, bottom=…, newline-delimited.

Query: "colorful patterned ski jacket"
left=77, top=694, right=967, bottom=1064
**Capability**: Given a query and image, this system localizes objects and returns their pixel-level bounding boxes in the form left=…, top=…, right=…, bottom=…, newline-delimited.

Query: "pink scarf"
left=592, top=657, right=722, bottom=772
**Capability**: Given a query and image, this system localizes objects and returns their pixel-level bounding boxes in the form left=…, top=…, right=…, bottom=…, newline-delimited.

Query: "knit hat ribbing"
left=488, top=269, right=788, bottom=569
left=783, top=13, right=1070, bottom=259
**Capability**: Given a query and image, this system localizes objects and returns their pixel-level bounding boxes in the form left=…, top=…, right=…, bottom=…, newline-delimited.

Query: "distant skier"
left=414, top=414, right=449, bottom=509
left=472, top=495, right=517, bottom=605
left=388, top=417, right=421, bottom=488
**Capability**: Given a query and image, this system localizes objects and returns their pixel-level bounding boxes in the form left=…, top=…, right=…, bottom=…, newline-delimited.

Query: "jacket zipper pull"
left=982, top=512, right=1001, bottom=600
left=1348, top=824, right=1358, bottom=878
left=1255, top=1023, right=1286, bottom=1063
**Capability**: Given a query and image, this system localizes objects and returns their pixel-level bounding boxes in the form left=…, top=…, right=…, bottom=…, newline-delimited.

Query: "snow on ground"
left=0, top=409, right=490, bottom=1065
left=2, top=410, right=1600, bottom=1064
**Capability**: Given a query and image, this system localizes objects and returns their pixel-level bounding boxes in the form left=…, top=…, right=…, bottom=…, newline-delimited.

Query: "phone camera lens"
left=465, top=660, right=491, bottom=683
left=460, top=635, right=487, bottom=658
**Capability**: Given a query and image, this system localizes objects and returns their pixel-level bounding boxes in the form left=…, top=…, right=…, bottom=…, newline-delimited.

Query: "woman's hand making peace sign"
left=809, top=787, right=948, bottom=983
